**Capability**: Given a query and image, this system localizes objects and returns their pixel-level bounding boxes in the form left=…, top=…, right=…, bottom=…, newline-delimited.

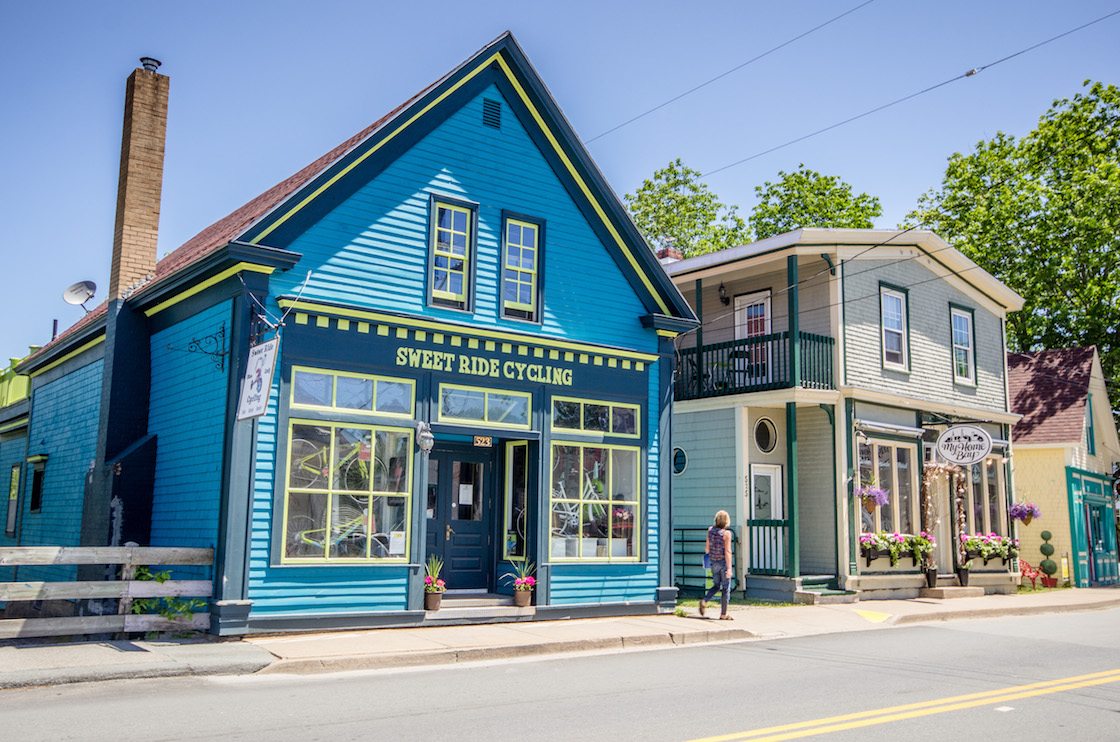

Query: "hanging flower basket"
left=1009, top=502, right=1041, bottom=526
left=855, top=484, right=890, bottom=513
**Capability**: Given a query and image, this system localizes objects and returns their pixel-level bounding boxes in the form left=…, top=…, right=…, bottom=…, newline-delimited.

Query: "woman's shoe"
left=719, top=614, right=733, bottom=620
left=698, top=600, right=706, bottom=616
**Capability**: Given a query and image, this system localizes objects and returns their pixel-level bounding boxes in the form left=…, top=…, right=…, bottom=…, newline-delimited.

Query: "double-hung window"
left=950, top=306, right=975, bottom=384
left=880, top=285, right=909, bottom=371
left=430, top=197, right=476, bottom=310
left=502, top=215, right=542, bottom=321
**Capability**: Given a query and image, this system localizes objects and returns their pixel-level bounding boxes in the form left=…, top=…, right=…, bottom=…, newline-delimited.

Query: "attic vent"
left=482, top=99, right=501, bottom=129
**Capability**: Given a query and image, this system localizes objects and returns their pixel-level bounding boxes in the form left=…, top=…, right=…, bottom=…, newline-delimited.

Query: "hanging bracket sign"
left=935, top=425, right=992, bottom=466
left=236, top=338, right=279, bottom=421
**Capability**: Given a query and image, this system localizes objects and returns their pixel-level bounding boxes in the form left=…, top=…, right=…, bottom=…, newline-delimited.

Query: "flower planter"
left=513, top=590, right=532, bottom=607
left=860, top=546, right=920, bottom=569
left=924, top=568, right=938, bottom=588
left=424, top=592, right=442, bottom=611
left=956, top=568, right=970, bottom=587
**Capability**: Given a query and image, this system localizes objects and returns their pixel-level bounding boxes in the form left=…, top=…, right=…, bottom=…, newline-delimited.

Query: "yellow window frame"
left=550, top=395, right=641, bottom=439
left=504, top=441, right=529, bottom=561
left=549, top=442, right=641, bottom=562
left=503, top=218, right=538, bottom=314
left=432, top=202, right=472, bottom=303
left=437, top=383, right=533, bottom=429
left=281, top=419, right=414, bottom=564
left=289, top=366, right=415, bottom=419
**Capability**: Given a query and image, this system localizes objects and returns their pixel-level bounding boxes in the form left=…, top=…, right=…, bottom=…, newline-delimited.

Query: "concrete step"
left=919, top=586, right=985, bottom=599
left=794, top=590, right=860, bottom=605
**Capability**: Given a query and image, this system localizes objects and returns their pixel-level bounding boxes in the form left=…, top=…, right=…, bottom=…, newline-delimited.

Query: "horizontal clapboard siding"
left=19, top=359, right=103, bottom=583
left=268, top=85, right=653, bottom=354
left=148, top=301, right=231, bottom=580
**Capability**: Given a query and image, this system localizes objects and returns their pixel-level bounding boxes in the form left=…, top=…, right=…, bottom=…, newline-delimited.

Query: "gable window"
left=502, top=215, right=542, bottom=321
left=950, top=306, right=975, bottom=384
left=429, top=197, right=477, bottom=311
left=880, top=286, right=909, bottom=371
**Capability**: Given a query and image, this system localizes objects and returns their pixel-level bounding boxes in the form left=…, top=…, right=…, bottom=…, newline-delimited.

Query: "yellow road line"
left=687, top=669, right=1120, bottom=742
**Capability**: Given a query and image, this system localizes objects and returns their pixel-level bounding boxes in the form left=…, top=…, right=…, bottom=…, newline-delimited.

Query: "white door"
left=734, top=291, right=772, bottom=386
left=750, top=463, right=784, bottom=571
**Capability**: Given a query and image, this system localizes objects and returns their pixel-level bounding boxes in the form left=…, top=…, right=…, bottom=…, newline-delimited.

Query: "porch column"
left=787, top=256, right=800, bottom=386
left=786, top=401, right=800, bottom=578
left=694, top=279, right=703, bottom=388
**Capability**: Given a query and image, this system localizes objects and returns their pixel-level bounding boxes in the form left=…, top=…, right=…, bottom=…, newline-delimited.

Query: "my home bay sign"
left=935, top=425, right=992, bottom=466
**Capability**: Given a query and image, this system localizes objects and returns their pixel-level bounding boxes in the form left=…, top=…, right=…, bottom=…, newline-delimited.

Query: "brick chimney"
left=108, top=57, right=168, bottom=300
left=656, top=246, right=682, bottom=265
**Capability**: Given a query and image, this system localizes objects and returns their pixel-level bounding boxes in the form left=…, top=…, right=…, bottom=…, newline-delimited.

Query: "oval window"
left=672, top=447, right=688, bottom=475
left=754, top=418, right=777, bottom=454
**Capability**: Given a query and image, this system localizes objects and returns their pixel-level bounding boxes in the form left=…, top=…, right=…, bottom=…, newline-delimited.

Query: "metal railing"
left=675, top=332, right=834, bottom=400
left=746, top=519, right=790, bottom=576
left=673, top=527, right=741, bottom=593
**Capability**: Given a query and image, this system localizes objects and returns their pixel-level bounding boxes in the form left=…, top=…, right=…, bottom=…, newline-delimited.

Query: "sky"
left=1, top=1, right=1117, bottom=360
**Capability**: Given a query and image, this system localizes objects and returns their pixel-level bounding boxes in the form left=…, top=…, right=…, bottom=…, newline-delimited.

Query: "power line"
left=700, top=8, right=1120, bottom=179
left=584, top=0, right=877, bottom=144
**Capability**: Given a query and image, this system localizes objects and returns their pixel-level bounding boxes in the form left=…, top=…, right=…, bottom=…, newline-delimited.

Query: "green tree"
left=624, top=158, right=751, bottom=258
left=749, top=164, right=882, bottom=240
left=907, top=81, right=1120, bottom=418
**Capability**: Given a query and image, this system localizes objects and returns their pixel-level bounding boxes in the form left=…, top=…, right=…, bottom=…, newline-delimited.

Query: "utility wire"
left=584, top=0, right=877, bottom=144
left=700, top=8, right=1120, bottom=179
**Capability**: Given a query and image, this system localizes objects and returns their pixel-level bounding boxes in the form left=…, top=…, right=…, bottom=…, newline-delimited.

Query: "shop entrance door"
left=426, top=447, right=494, bottom=590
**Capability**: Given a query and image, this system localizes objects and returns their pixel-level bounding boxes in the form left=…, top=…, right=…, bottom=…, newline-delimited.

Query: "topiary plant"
left=1039, top=530, right=1058, bottom=577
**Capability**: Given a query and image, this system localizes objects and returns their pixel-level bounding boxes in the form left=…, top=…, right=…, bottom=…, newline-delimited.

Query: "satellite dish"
left=63, top=281, right=97, bottom=313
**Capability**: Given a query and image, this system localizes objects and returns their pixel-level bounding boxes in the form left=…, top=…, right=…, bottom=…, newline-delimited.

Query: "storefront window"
left=290, top=367, right=415, bottom=418
left=858, top=439, right=917, bottom=535
left=551, top=396, right=641, bottom=438
left=438, top=384, right=531, bottom=429
left=283, top=421, right=412, bottom=563
left=961, top=458, right=1005, bottom=536
left=549, top=443, right=639, bottom=561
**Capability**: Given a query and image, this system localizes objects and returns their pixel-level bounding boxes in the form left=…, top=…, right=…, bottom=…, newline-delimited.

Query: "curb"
left=256, top=628, right=756, bottom=675
left=892, top=596, right=1120, bottom=626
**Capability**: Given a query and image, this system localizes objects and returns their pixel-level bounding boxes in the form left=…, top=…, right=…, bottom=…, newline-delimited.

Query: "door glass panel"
left=506, top=445, right=527, bottom=558
left=453, top=461, right=483, bottom=521
left=971, top=465, right=984, bottom=533
left=427, top=459, right=439, bottom=519
left=753, top=473, right=773, bottom=519
left=987, top=464, right=1002, bottom=536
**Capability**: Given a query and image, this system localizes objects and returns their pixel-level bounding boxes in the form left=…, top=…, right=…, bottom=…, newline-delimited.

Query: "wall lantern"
left=718, top=282, right=730, bottom=306
left=416, top=421, right=435, bottom=455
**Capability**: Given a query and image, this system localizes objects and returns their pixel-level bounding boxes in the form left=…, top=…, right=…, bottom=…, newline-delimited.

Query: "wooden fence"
left=0, top=546, right=213, bottom=639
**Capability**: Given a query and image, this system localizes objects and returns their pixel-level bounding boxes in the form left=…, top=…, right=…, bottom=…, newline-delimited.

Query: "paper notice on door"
left=389, top=531, right=405, bottom=555
left=458, top=484, right=474, bottom=505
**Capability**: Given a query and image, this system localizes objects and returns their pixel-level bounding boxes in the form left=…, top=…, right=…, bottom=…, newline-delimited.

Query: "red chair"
left=1019, top=559, right=1040, bottom=589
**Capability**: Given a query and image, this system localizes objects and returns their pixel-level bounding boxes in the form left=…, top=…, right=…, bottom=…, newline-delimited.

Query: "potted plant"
left=909, top=531, right=937, bottom=587
left=1009, top=502, right=1041, bottom=526
left=956, top=559, right=972, bottom=587
left=504, top=560, right=536, bottom=607
left=854, top=483, right=890, bottom=514
left=424, top=554, right=446, bottom=611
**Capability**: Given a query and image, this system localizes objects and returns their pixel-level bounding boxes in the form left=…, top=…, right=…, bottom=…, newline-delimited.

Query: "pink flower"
left=525, top=576, right=535, bottom=587
left=436, top=579, right=445, bottom=587
left=425, top=576, right=433, bottom=585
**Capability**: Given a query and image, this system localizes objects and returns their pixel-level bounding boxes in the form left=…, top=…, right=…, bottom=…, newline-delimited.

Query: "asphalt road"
left=4, top=608, right=1120, bottom=741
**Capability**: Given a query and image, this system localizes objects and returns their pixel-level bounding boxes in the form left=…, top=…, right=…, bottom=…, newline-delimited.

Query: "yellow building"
left=1009, top=347, right=1119, bottom=586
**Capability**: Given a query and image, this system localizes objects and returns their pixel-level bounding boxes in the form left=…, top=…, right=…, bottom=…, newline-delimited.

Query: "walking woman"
left=699, top=510, right=733, bottom=620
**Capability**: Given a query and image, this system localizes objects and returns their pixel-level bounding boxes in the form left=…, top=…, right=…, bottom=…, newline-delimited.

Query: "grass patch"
left=1017, top=583, right=1069, bottom=595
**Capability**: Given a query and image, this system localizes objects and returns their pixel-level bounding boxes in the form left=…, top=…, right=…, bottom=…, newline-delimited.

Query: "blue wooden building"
left=5, top=35, right=696, bottom=633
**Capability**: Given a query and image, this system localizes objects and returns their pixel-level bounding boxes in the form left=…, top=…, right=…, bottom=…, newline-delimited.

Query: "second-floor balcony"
left=675, top=331, right=835, bottom=401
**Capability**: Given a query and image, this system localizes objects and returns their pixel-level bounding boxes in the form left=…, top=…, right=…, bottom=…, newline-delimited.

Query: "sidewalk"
left=3, top=588, right=1118, bottom=690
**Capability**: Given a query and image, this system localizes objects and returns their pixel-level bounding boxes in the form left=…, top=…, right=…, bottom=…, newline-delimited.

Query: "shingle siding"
left=844, top=258, right=1006, bottom=410
left=796, top=406, right=836, bottom=575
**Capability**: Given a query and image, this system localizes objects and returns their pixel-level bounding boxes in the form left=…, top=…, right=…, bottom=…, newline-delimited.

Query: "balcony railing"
left=675, top=331, right=835, bottom=400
